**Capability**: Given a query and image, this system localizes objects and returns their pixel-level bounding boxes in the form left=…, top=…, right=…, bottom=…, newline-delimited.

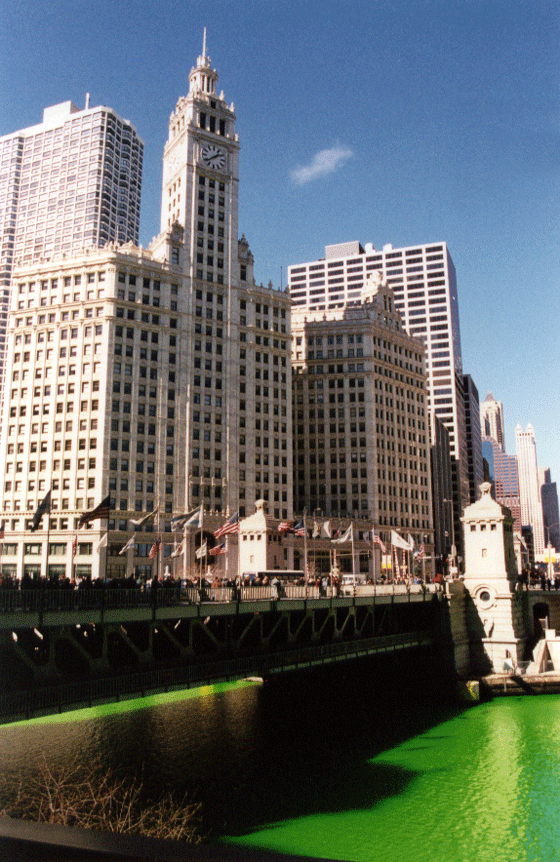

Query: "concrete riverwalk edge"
left=455, top=672, right=560, bottom=702
left=0, top=815, right=348, bottom=862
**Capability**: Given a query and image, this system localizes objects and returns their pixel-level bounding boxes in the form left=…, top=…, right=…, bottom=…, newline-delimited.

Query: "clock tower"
left=160, top=30, right=240, bottom=285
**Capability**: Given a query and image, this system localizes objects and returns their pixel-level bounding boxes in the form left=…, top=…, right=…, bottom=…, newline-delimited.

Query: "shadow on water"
left=0, top=650, right=466, bottom=843
left=210, top=653, right=462, bottom=838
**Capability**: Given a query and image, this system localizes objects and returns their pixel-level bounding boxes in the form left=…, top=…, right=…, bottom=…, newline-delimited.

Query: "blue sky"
left=1, top=0, right=559, bottom=485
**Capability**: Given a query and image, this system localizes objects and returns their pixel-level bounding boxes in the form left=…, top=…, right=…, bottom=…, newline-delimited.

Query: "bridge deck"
left=0, top=583, right=439, bottom=630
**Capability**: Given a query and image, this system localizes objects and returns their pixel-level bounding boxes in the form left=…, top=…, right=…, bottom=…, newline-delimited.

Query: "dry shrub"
left=0, top=757, right=202, bottom=843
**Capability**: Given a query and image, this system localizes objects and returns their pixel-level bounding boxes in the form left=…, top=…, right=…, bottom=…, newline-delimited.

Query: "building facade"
left=462, top=374, right=484, bottom=504
left=482, top=436, right=521, bottom=532
left=515, top=423, right=545, bottom=556
left=540, top=468, right=560, bottom=553
left=291, top=270, right=433, bottom=556
left=480, top=391, right=505, bottom=448
left=0, top=42, right=291, bottom=582
left=0, top=100, right=143, bottom=421
left=429, top=410, right=453, bottom=569
left=288, top=239, right=466, bottom=552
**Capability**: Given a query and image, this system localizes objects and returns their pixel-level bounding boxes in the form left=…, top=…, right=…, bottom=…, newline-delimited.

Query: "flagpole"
left=351, top=524, right=356, bottom=591
left=302, top=509, right=308, bottom=583
left=46, top=495, right=52, bottom=581
left=199, top=503, right=204, bottom=590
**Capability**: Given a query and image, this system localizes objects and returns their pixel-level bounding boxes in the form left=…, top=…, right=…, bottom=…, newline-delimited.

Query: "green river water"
left=1, top=660, right=559, bottom=862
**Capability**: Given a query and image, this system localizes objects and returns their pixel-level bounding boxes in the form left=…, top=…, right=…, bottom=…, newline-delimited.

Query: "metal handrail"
left=0, top=582, right=437, bottom=615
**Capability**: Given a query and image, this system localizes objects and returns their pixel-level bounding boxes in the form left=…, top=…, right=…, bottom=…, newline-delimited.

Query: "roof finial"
left=202, top=27, right=207, bottom=59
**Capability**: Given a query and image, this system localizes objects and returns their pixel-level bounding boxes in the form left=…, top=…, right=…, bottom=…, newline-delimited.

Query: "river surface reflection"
left=1, top=659, right=559, bottom=861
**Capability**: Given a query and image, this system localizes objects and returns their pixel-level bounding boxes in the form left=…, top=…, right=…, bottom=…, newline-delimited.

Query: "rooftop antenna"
left=202, top=27, right=207, bottom=58
left=85, top=92, right=90, bottom=110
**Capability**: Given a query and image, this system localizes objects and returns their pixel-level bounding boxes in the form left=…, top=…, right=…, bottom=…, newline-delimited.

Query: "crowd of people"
left=0, top=566, right=558, bottom=601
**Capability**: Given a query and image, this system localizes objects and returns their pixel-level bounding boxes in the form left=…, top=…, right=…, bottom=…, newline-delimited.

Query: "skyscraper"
left=480, top=392, right=505, bottom=448
left=0, top=39, right=292, bottom=582
left=515, top=423, right=545, bottom=556
left=0, top=100, right=143, bottom=415
left=291, top=270, right=433, bottom=552
left=462, top=374, right=484, bottom=503
left=540, top=468, right=560, bottom=552
left=0, top=99, right=143, bottom=280
left=288, top=239, right=468, bottom=548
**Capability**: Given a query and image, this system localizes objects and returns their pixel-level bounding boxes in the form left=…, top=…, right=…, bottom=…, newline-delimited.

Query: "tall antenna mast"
left=202, top=27, right=207, bottom=58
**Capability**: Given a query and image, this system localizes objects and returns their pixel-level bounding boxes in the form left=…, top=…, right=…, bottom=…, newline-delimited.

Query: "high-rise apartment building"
left=291, top=265, right=433, bottom=553
left=0, top=100, right=143, bottom=274
left=0, top=100, right=143, bottom=417
left=0, top=41, right=291, bottom=582
left=288, top=240, right=468, bottom=547
left=515, top=423, right=545, bottom=556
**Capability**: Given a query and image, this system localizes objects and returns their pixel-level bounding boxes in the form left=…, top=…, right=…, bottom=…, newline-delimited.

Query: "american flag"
left=418, top=542, right=425, bottom=559
left=78, top=495, right=111, bottom=528
left=148, top=541, right=161, bottom=560
left=214, top=511, right=239, bottom=539
left=278, top=520, right=293, bottom=534
left=293, top=519, right=306, bottom=537
left=209, top=542, right=226, bottom=556
left=371, top=530, right=386, bottom=553
left=71, top=534, right=78, bottom=560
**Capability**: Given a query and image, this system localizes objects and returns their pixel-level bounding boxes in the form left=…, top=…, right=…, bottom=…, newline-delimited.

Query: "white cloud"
left=290, top=144, right=354, bottom=186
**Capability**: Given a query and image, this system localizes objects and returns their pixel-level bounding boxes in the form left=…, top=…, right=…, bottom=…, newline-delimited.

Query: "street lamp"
left=443, top=498, right=457, bottom=578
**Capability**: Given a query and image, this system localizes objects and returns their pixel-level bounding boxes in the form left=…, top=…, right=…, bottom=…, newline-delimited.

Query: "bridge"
left=0, top=583, right=444, bottom=724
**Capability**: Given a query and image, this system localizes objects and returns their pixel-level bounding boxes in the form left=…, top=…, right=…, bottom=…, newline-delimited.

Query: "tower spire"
left=202, top=27, right=207, bottom=60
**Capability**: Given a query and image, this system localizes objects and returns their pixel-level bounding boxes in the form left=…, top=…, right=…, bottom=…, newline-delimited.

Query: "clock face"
left=165, top=151, right=182, bottom=181
left=201, top=144, right=226, bottom=170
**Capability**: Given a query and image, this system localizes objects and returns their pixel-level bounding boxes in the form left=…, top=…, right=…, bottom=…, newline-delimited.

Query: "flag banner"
left=119, top=537, right=135, bottom=556
left=0, top=520, right=5, bottom=540
left=418, top=542, right=425, bottom=559
left=209, top=542, right=226, bottom=556
left=391, top=530, right=412, bottom=551
left=393, top=546, right=401, bottom=578
left=79, top=495, right=111, bottom=529
left=170, top=507, right=201, bottom=531
left=312, top=521, right=321, bottom=538
left=293, top=518, right=306, bottom=537
left=31, top=490, right=51, bottom=532
left=371, top=530, right=387, bottom=553
left=130, top=507, right=158, bottom=527
left=407, top=534, right=416, bottom=552
left=332, top=524, right=353, bottom=544
left=148, top=541, right=161, bottom=560
left=278, top=520, right=294, bottom=534
left=171, top=541, right=184, bottom=558
left=71, top=534, right=78, bottom=560
left=97, top=533, right=108, bottom=552
left=195, top=541, right=207, bottom=560
left=214, top=511, right=239, bottom=539
left=321, top=520, right=332, bottom=538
